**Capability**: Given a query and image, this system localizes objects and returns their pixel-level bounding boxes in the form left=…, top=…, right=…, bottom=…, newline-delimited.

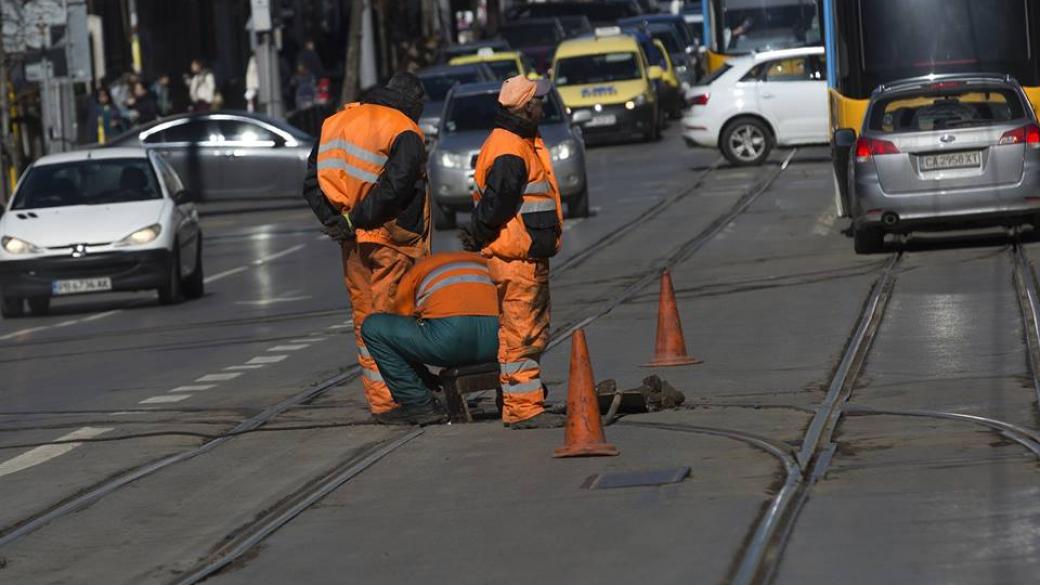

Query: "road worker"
left=360, top=251, right=500, bottom=425
left=465, top=75, right=566, bottom=429
left=301, top=73, right=431, bottom=420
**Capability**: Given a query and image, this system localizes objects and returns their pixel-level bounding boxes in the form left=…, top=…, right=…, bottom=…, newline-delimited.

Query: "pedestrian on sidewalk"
left=184, top=59, right=216, bottom=112
left=151, top=73, right=173, bottom=117
left=465, top=75, right=565, bottom=429
left=292, top=63, right=317, bottom=110
left=361, top=251, right=500, bottom=425
left=86, top=87, right=124, bottom=144
left=244, top=55, right=259, bottom=112
left=127, top=81, right=158, bottom=125
left=301, top=72, right=432, bottom=418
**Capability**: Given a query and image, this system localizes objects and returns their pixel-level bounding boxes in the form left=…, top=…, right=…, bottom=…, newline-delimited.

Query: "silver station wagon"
left=841, top=74, right=1040, bottom=253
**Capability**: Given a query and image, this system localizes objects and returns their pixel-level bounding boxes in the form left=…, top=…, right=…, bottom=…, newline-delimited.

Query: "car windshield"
left=500, top=24, right=560, bottom=48
left=555, top=52, right=642, bottom=86
left=443, top=92, right=563, bottom=133
left=720, top=0, right=821, bottom=53
left=12, top=158, right=162, bottom=210
left=420, top=71, right=484, bottom=101
left=650, top=28, right=682, bottom=54
left=485, top=59, right=521, bottom=79
left=868, top=86, right=1027, bottom=134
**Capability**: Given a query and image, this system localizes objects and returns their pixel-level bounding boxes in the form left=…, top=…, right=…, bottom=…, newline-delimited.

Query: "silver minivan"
left=842, top=74, right=1040, bottom=253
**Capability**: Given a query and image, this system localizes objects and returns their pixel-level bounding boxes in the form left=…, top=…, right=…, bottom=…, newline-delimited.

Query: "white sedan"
left=0, top=147, right=203, bottom=317
left=682, top=46, right=828, bottom=165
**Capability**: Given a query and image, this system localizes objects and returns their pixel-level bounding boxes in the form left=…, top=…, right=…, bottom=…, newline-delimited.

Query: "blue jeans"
left=360, top=314, right=499, bottom=407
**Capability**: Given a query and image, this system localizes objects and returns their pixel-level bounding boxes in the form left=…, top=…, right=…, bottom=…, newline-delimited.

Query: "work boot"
left=506, top=411, right=567, bottom=430
left=373, top=401, right=448, bottom=426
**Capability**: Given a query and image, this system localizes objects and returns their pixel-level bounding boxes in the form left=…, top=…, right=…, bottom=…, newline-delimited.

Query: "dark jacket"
left=470, top=108, right=538, bottom=244
left=302, top=86, right=427, bottom=232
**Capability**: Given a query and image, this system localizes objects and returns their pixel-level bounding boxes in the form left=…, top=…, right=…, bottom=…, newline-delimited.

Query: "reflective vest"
left=393, top=252, right=499, bottom=319
left=317, top=102, right=430, bottom=256
left=473, top=128, right=563, bottom=260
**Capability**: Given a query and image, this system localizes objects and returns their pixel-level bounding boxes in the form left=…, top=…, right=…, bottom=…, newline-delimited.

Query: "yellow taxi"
left=551, top=28, right=664, bottom=142
left=449, top=49, right=537, bottom=81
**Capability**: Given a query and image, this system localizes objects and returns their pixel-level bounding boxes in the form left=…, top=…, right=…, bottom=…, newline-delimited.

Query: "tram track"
left=0, top=149, right=800, bottom=570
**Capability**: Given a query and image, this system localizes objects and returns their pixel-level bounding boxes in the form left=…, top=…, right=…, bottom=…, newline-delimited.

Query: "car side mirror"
left=174, top=189, right=196, bottom=204
left=833, top=128, right=857, bottom=149
left=571, top=110, right=592, bottom=124
left=648, top=65, right=664, bottom=81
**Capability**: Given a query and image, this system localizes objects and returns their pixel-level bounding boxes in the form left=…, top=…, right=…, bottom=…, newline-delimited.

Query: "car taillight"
left=998, top=123, right=1040, bottom=147
left=855, top=137, right=900, bottom=161
left=687, top=93, right=709, bottom=106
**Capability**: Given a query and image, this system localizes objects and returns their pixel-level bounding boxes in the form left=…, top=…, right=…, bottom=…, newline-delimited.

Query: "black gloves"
left=322, top=214, right=355, bottom=242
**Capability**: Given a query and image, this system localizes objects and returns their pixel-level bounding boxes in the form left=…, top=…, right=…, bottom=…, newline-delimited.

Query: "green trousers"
left=360, top=314, right=499, bottom=407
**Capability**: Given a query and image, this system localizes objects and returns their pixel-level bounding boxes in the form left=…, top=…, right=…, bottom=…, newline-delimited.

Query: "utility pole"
left=251, top=0, right=283, bottom=118
left=340, top=0, right=363, bottom=104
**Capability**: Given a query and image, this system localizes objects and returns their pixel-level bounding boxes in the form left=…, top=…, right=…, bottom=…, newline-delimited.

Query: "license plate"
left=920, top=150, right=982, bottom=171
left=585, top=114, right=617, bottom=128
left=52, top=277, right=112, bottom=296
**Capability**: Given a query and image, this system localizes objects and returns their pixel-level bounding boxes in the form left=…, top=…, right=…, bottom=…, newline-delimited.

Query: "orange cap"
left=498, top=75, right=552, bottom=109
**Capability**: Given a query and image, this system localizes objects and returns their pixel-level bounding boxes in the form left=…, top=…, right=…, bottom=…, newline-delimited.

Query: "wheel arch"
left=718, top=114, right=777, bottom=149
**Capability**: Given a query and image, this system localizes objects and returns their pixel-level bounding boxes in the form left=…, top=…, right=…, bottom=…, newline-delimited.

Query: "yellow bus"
left=702, top=0, right=824, bottom=73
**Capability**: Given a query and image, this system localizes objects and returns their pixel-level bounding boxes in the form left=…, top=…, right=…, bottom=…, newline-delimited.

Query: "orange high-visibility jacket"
left=393, top=252, right=499, bottom=319
left=472, top=129, right=563, bottom=260
left=317, top=102, right=430, bottom=255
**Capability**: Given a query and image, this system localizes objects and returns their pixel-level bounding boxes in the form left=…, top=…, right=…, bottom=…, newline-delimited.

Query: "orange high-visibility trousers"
left=342, top=240, right=415, bottom=414
left=487, top=256, right=550, bottom=423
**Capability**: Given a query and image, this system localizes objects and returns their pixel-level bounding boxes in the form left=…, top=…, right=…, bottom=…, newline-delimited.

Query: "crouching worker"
left=361, top=252, right=500, bottom=425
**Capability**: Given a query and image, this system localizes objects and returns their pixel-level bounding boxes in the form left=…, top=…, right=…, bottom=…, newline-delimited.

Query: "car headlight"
left=551, top=139, right=577, bottom=162
left=1, top=236, right=41, bottom=255
left=420, top=119, right=439, bottom=135
left=437, top=151, right=469, bottom=169
left=625, top=94, right=648, bottom=110
left=675, top=65, right=687, bottom=75
left=116, top=224, right=162, bottom=247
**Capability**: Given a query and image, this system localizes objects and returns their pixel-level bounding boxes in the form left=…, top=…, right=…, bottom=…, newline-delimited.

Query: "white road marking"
left=196, top=372, right=242, bottom=382
left=563, top=218, right=586, bottom=232
left=247, top=355, right=289, bottom=364
left=54, top=320, right=79, bottom=328
left=82, top=309, right=123, bottom=323
left=0, top=326, right=49, bottom=341
left=204, top=243, right=307, bottom=285
left=235, top=295, right=312, bottom=306
left=169, top=385, right=216, bottom=393
left=268, top=344, right=307, bottom=351
left=225, top=364, right=265, bottom=370
left=0, top=427, right=113, bottom=479
left=109, top=412, right=136, bottom=416
left=139, top=395, right=191, bottom=404
left=290, top=337, right=326, bottom=343
left=327, top=323, right=352, bottom=329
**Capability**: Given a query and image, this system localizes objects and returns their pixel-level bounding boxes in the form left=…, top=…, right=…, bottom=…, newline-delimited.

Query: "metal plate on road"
left=586, top=114, right=617, bottom=128
left=920, top=150, right=981, bottom=171
left=52, top=277, right=112, bottom=295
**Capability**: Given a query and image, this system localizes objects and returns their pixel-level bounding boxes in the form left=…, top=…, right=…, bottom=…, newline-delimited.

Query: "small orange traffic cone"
left=644, top=270, right=702, bottom=367
left=554, top=329, right=620, bottom=458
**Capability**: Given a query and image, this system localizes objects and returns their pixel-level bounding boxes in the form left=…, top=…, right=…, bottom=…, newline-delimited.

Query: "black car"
left=498, top=18, right=566, bottom=73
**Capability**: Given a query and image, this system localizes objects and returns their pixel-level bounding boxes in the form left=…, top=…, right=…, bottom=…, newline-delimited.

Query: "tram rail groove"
left=1010, top=241, right=1040, bottom=406
left=0, top=368, right=360, bottom=548
left=168, top=428, right=423, bottom=585
left=722, top=252, right=902, bottom=585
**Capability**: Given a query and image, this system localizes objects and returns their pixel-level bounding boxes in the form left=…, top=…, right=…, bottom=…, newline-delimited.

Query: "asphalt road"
left=3, top=123, right=1040, bottom=585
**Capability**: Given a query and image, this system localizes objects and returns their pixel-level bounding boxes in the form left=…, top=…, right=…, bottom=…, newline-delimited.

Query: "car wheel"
left=1, top=296, right=24, bottom=318
left=182, top=236, right=205, bottom=300
left=853, top=223, right=885, bottom=254
left=158, top=246, right=183, bottom=305
left=27, top=296, right=50, bottom=316
left=721, top=118, right=773, bottom=166
left=433, top=205, right=457, bottom=231
left=567, top=185, right=590, bottom=218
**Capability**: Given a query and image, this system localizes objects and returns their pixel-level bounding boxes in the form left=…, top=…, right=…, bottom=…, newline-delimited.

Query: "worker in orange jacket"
left=301, top=73, right=431, bottom=421
left=360, top=252, right=500, bottom=425
left=465, top=75, right=565, bottom=429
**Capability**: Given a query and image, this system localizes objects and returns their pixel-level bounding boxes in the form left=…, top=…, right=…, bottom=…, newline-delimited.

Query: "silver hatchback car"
left=842, top=74, right=1040, bottom=253
left=428, top=81, right=588, bottom=230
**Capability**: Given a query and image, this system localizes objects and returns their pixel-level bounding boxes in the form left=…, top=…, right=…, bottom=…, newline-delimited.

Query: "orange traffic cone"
left=644, top=270, right=702, bottom=367
left=554, top=329, right=620, bottom=458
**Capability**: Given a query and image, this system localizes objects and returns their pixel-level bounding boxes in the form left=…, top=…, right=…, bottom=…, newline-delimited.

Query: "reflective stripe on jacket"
left=393, top=252, right=499, bottom=319
left=473, top=128, right=563, bottom=260
left=317, top=102, right=430, bottom=254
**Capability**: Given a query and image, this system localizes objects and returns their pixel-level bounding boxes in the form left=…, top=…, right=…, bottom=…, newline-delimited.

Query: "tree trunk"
left=485, top=0, right=501, bottom=38
left=341, top=0, right=365, bottom=105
